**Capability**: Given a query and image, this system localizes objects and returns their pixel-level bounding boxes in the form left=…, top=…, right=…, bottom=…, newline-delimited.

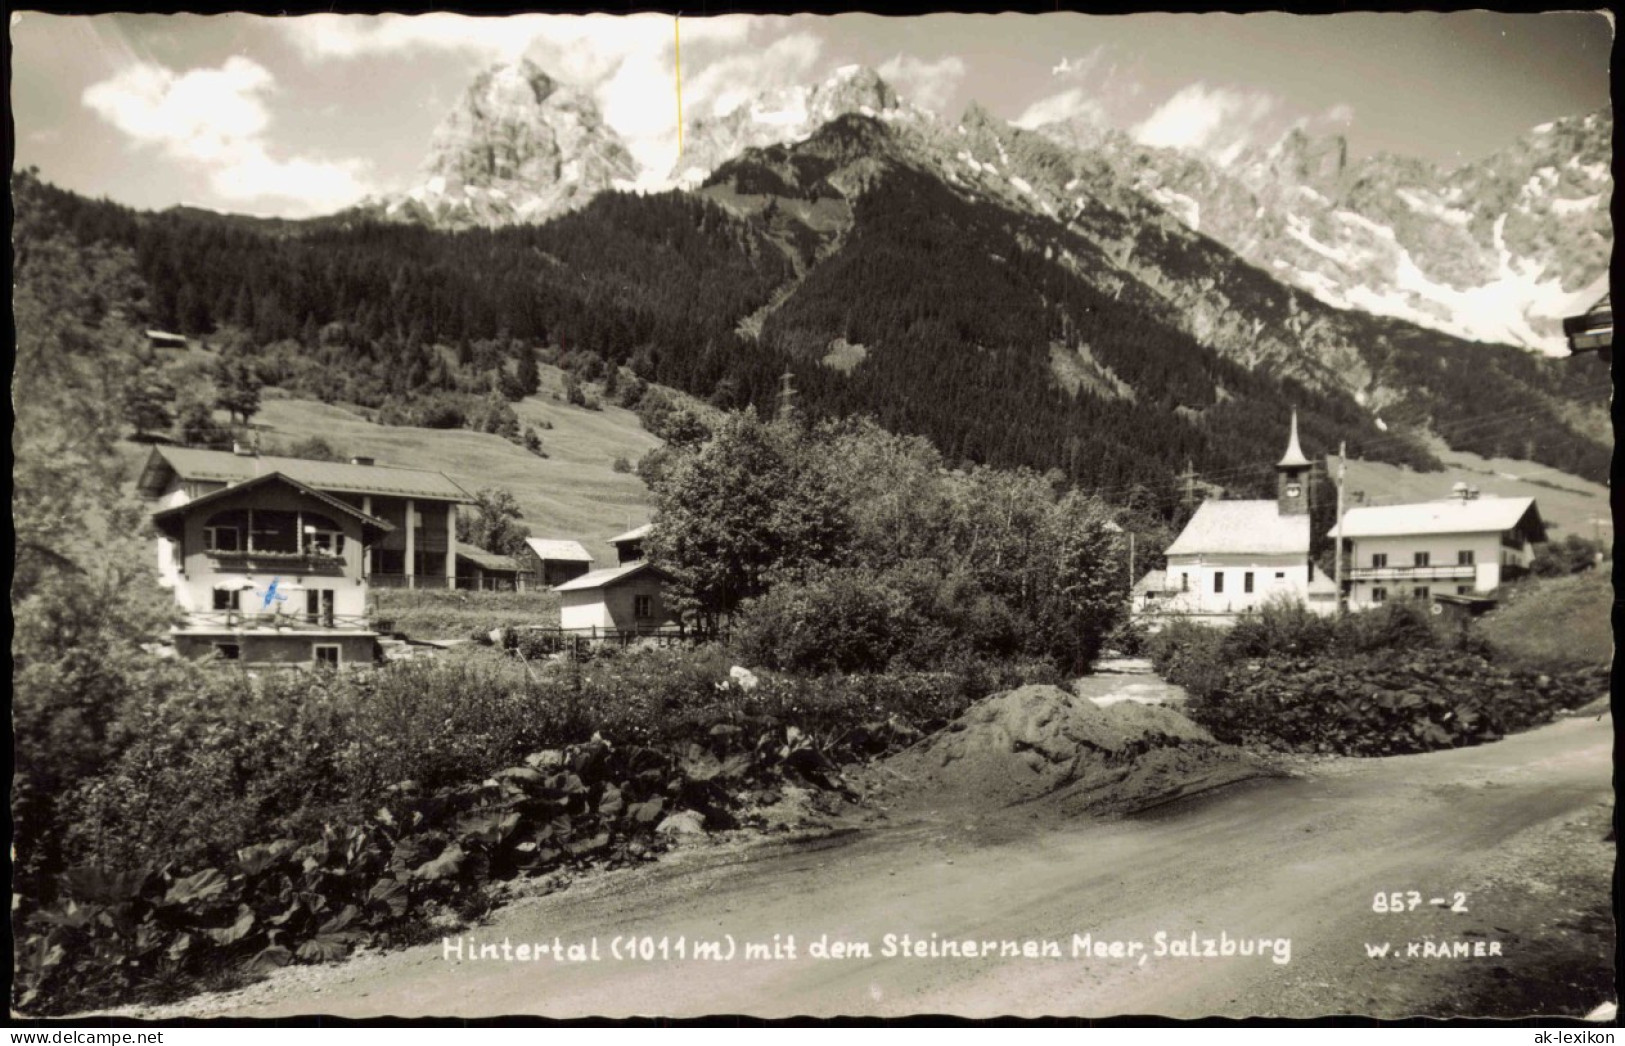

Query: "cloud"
left=1013, top=87, right=1109, bottom=131
left=1133, top=82, right=1280, bottom=163
left=275, top=13, right=772, bottom=185
left=1050, top=46, right=1109, bottom=80
left=681, top=32, right=823, bottom=122
left=82, top=57, right=371, bottom=214
left=877, top=53, right=965, bottom=114
left=1322, top=102, right=1355, bottom=126
left=598, top=29, right=822, bottom=183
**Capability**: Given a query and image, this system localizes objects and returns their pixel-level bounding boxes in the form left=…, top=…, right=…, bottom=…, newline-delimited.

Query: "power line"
left=1076, top=401, right=1607, bottom=504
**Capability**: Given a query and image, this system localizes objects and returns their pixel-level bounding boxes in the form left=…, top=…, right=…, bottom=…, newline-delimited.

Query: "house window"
left=1456, top=585, right=1472, bottom=595
left=302, top=514, right=346, bottom=556
left=1412, top=586, right=1430, bottom=601
left=1274, top=571, right=1285, bottom=579
left=305, top=589, right=335, bottom=626
left=313, top=644, right=341, bottom=667
left=633, top=594, right=654, bottom=619
left=1371, top=587, right=1387, bottom=604
left=1457, top=550, right=1475, bottom=566
left=204, top=526, right=241, bottom=552
left=1243, top=572, right=1255, bottom=594
left=249, top=511, right=299, bottom=553
left=212, top=588, right=241, bottom=611
left=1180, top=573, right=1189, bottom=592
left=1371, top=553, right=1387, bottom=569
left=1414, top=552, right=1431, bottom=567
left=1213, top=571, right=1225, bottom=594
left=215, top=643, right=241, bottom=661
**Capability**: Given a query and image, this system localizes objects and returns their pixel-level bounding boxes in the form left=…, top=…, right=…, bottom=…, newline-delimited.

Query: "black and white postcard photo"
left=10, top=8, right=1615, bottom=1027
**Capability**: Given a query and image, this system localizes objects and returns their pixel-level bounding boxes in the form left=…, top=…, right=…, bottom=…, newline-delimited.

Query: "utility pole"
left=1178, top=460, right=1198, bottom=511
left=1128, top=531, right=1136, bottom=588
left=1334, top=441, right=1347, bottom=616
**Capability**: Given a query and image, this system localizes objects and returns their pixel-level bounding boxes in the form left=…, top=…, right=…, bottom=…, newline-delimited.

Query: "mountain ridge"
left=372, top=58, right=1608, bottom=356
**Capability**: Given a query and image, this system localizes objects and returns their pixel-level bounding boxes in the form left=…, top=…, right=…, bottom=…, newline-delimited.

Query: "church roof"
left=1165, top=500, right=1311, bottom=557
left=1277, top=411, right=1311, bottom=469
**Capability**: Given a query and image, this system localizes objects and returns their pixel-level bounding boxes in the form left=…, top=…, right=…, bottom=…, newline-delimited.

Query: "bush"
left=1146, top=618, right=1228, bottom=700
left=611, top=455, right=632, bottom=473
left=1332, top=599, right=1442, bottom=654
left=1223, top=597, right=1336, bottom=659
left=1529, top=533, right=1603, bottom=578
left=1186, top=649, right=1601, bottom=757
left=732, top=568, right=916, bottom=675
left=1103, top=617, right=1150, bottom=658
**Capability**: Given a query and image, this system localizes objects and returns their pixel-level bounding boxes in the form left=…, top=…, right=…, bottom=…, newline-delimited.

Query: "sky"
left=10, top=10, right=1614, bottom=218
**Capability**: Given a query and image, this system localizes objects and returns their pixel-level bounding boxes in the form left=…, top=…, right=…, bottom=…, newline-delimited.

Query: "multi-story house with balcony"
left=1330, top=486, right=1546, bottom=610
left=138, top=445, right=473, bottom=664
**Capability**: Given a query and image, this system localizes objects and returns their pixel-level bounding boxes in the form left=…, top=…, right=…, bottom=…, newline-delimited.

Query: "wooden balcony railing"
left=177, top=610, right=376, bottom=632
left=209, top=549, right=348, bottom=574
left=1344, top=563, right=1476, bottom=582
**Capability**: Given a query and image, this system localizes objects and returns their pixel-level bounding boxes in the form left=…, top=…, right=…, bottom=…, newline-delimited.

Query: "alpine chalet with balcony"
left=138, top=445, right=473, bottom=664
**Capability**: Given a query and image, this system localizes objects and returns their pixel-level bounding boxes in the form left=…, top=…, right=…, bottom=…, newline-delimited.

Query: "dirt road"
left=155, top=710, right=1614, bottom=1020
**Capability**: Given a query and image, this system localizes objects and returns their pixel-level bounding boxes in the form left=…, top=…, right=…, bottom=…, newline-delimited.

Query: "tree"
left=496, top=366, right=529, bottom=402
left=456, top=488, right=532, bottom=558
left=1530, top=533, right=1602, bottom=577
left=515, top=347, right=541, bottom=397
left=645, top=409, right=849, bottom=634
left=523, top=427, right=545, bottom=456
left=11, top=185, right=182, bottom=905
left=564, top=371, right=586, bottom=407
left=174, top=397, right=228, bottom=447
left=213, top=355, right=262, bottom=426
left=284, top=436, right=343, bottom=461
left=121, top=360, right=176, bottom=436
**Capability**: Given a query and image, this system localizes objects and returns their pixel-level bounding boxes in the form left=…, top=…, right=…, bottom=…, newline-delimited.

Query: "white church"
left=1132, top=414, right=1337, bottom=625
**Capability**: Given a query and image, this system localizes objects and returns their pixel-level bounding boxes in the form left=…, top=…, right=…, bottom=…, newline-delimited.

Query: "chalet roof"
left=139, top=446, right=472, bottom=503
left=525, top=538, right=594, bottom=562
left=553, top=560, right=668, bottom=594
left=150, top=471, right=393, bottom=540
left=608, top=523, right=652, bottom=545
left=457, top=547, right=521, bottom=573
left=1328, top=497, right=1543, bottom=540
left=1165, top=500, right=1311, bottom=557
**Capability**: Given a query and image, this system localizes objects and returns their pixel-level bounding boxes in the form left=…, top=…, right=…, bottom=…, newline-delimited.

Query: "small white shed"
left=554, top=561, right=675, bottom=633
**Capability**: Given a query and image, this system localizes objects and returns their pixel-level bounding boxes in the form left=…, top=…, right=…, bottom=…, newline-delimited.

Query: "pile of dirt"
left=879, top=685, right=1267, bottom=816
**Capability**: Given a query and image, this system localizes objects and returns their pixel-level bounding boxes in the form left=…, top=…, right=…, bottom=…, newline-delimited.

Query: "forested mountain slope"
left=13, top=126, right=1609, bottom=522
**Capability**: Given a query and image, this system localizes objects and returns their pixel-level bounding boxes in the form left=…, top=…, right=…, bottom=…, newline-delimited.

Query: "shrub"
left=732, top=568, right=916, bottom=675
left=1146, top=618, right=1228, bottom=700
left=1332, top=598, right=1442, bottom=654
left=611, top=455, right=632, bottom=473
left=1186, top=649, right=1600, bottom=757
left=1224, top=597, right=1336, bottom=659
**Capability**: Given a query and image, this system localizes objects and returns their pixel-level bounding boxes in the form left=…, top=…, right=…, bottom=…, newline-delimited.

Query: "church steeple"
left=1277, top=410, right=1311, bottom=516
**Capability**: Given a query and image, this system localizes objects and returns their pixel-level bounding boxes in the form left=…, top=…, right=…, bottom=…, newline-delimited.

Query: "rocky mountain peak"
left=672, top=65, right=914, bottom=186
left=1247, top=126, right=1349, bottom=194
left=819, top=64, right=900, bottom=113
left=368, top=58, right=636, bottom=229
